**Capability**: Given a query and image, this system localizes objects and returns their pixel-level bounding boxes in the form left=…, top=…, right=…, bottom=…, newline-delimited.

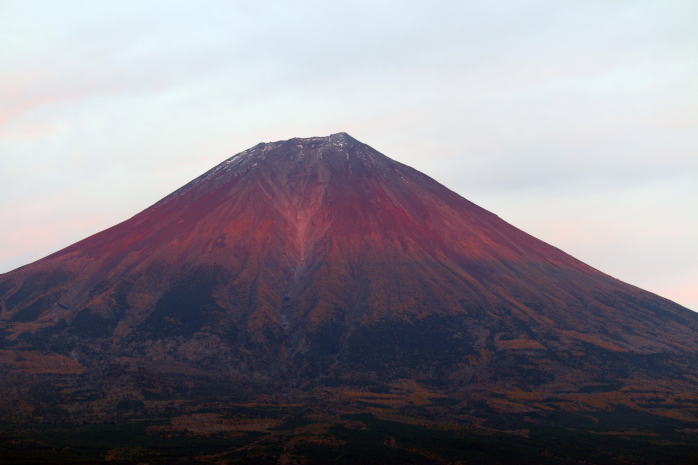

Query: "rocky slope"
left=0, top=133, right=697, bottom=453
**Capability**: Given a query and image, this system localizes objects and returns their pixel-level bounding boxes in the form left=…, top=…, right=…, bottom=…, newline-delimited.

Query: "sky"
left=1, top=0, right=696, bottom=310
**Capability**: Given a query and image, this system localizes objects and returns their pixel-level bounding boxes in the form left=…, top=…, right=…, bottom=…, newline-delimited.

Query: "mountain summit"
left=1, top=134, right=697, bottom=459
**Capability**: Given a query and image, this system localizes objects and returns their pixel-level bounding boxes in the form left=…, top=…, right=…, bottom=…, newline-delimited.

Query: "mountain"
left=1, top=132, right=697, bottom=464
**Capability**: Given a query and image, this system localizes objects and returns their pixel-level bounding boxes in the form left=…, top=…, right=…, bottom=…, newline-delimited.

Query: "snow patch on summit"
left=154, top=132, right=390, bottom=206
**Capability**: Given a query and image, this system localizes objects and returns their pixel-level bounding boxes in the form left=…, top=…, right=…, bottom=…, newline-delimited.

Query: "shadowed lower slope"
left=0, top=133, right=697, bottom=463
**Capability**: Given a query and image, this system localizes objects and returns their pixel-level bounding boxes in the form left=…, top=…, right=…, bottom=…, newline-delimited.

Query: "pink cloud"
left=657, top=279, right=698, bottom=312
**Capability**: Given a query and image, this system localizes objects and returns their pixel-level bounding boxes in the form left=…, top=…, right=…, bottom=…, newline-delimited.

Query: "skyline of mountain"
left=1, top=132, right=697, bottom=464
left=3, top=2, right=697, bottom=315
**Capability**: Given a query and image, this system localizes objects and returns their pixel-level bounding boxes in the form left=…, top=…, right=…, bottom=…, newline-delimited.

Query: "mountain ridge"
left=0, top=133, right=696, bottom=429
left=2, top=133, right=697, bottom=353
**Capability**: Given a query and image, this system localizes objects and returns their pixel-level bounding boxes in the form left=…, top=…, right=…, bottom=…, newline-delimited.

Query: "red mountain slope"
left=0, top=132, right=696, bottom=427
